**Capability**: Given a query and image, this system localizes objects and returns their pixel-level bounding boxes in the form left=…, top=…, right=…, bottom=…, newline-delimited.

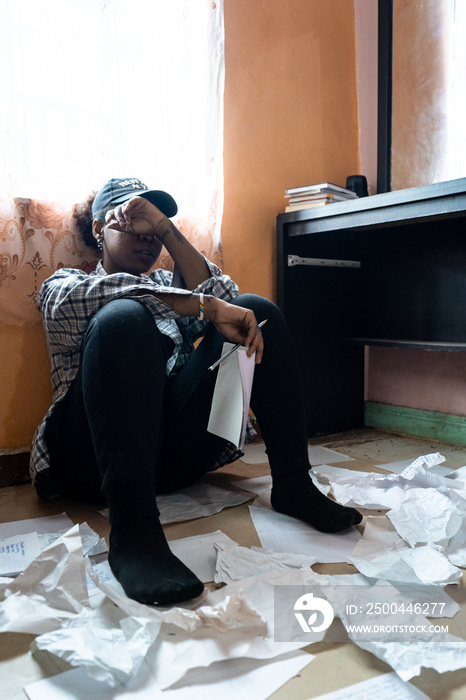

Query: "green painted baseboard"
left=365, top=402, right=466, bottom=446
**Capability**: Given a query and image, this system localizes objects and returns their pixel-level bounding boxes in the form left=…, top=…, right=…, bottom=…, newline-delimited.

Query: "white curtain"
left=446, top=0, right=466, bottom=180
left=0, top=0, right=224, bottom=242
left=0, top=0, right=225, bottom=327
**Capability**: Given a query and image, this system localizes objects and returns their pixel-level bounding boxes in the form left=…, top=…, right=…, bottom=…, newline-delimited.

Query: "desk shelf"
left=277, top=177, right=466, bottom=436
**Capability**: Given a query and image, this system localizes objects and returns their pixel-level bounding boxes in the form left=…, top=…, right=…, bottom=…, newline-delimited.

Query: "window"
left=0, top=0, right=224, bottom=239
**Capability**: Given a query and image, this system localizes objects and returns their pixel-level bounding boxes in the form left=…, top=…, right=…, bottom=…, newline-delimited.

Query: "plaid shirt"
left=30, top=258, right=250, bottom=497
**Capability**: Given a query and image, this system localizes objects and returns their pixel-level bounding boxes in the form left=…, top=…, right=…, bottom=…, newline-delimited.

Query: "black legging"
left=44, top=294, right=309, bottom=507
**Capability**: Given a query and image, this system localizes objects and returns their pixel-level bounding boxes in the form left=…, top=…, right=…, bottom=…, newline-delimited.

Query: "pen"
left=208, top=319, right=268, bottom=371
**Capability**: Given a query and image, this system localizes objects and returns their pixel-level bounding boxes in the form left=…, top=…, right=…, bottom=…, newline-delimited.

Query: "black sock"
left=271, top=472, right=363, bottom=533
left=108, top=515, right=204, bottom=605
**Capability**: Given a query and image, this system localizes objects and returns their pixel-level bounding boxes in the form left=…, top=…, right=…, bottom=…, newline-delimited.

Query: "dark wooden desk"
left=276, top=177, right=466, bottom=436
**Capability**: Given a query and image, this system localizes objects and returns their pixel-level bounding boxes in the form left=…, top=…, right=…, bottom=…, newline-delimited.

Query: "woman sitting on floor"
left=30, top=177, right=362, bottom=606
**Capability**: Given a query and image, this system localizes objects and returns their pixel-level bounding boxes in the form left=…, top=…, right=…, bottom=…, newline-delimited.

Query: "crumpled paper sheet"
left=146, top=568, right=320, bottom=690
left=342, top=470, right=466, bottom=582
left=0, top=522, right=106, bottom=579
left=326, top=576, right=461, bottom=624
left=32, top=601, right=162, bottom=687
left=314, top=574, right=466, bottom=681
left=27, top=556, right=269, bottom=688
left=394, top=453, right=461, bottom=490
left=330, top=594, right=466, bottom=681
left=3, top=521, right=465, bottom=690
left=76, top=566, right=318, bottom=690
left=158, top=483, right=253, bottom=524
left=319, top=453, right=466, bottom=584
left=38, top=522, right=107, bottom=557
left=86, top=560, right=125, bottom=609
left=313, top=453, right=464, bottom=510
left=0, top=525, right=89, bottom=634
left=447, top=464, right=466, bottom=483
left=162, top=591, right=266, bottom=634
left=213, top=542, right=315, bottom=584
left=357, top=639, right=466, bottom=682
left=386, top=487, right=465, bottom=547
left=83, top=563, right=317, bottom=691
left=210, top=568, right=466, bottom=684
left=24, top=649, right=313, bottom=700
left=315, top=571, right=463, bottom=617
left=99, top=482, right=253, bottom=525
left=35, top=556, right=466, bottom=689
left=446, top=517, right=466, bottom=567
left=348, top=516, right=462, bottom=585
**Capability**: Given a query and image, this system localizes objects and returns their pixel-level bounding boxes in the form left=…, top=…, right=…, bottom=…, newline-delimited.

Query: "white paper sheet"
left=310, top=671, right=432, bottom=699
left=213, top=542, right=315, bottom=584
left=357, top=637, right=466, bottom=682
left=327, top=580, right=466, bottom=680
left=378, top=457, right=454, bottom=477
left=168, top=531, right=238, bottom=582
left=395, top=454, right=464, bottom=491
left=32, top=600, right=162, bottom=687
left=12, top=523, right=465, bottom=692
left=311, top=466, right=402, bottom=510
left=76, top=563, right=314, bottom=691
left=446, top=464, right=466, bottom=482
left=158, top=483, right=252, bottom=524
left=32, top=550, right=297, bottom=689
left=100, top=482, right=253, bottom=524
left=86, top=561, right=124, bottom=607
left=205, top=566, right=327, bottom=644
left=38, top=523, right=107, bottom=557
left=348, top=517, right=462, bottom=585
left=0, top=531, right=42, bottom=576
left=24, top=651, right=312, bottom=700
left=0, top=514, right=106, bottom=562
left=140, top=568, right=320, bottom=690
left=386, top=488, right=465, bottom=547
left=234, top=475, right=272, bottom=494
left=313, top=464, right=370, bottom=480
left=207, top=344, right=255, bottom=449
left=308, top=446, right=354, bottom=464
left=313, top=453, right=466, bottom=511
left=445, top=519, right=466, bottom=566
left=248, top=505, right=361, bottom=563
left=64, top=566, right=313, bottom=691
left=0, top=513, right=74, bottom=538
left=239, top=443, right=354, bottom=465
left=0, top=525, right=89, bottom=634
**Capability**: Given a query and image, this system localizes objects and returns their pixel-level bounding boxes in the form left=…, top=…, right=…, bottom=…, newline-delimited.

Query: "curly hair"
left=72, top=190, right=101, bottom=250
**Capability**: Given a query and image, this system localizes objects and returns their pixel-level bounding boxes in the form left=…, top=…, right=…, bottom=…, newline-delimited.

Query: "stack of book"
left=284, top=182, right=358, bottom=212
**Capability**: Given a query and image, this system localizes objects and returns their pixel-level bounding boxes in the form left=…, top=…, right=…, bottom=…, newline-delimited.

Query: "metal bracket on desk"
left=287, top=255, right=361, bottom=269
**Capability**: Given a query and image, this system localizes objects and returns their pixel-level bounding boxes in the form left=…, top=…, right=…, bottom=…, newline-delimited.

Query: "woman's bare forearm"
left=156, top=221, right=211, bottom=289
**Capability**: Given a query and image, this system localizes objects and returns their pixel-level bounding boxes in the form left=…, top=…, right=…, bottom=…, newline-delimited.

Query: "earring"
left=96, top=237, right=103, bottom=251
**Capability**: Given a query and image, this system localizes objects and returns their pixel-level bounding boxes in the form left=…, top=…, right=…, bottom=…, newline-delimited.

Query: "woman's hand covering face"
left=105, top=197, right=167, bottom=238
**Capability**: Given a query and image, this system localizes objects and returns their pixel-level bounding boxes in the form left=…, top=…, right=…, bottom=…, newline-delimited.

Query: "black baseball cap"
left=92, top=178, right=178, bottom=220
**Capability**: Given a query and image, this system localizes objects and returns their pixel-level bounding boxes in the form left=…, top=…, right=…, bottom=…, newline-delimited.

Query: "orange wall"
left=222, top=0, right=360, bottom=298
left=0, top=323, right=52, bottom=448
left=0, top=0, right=360, bottom=450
